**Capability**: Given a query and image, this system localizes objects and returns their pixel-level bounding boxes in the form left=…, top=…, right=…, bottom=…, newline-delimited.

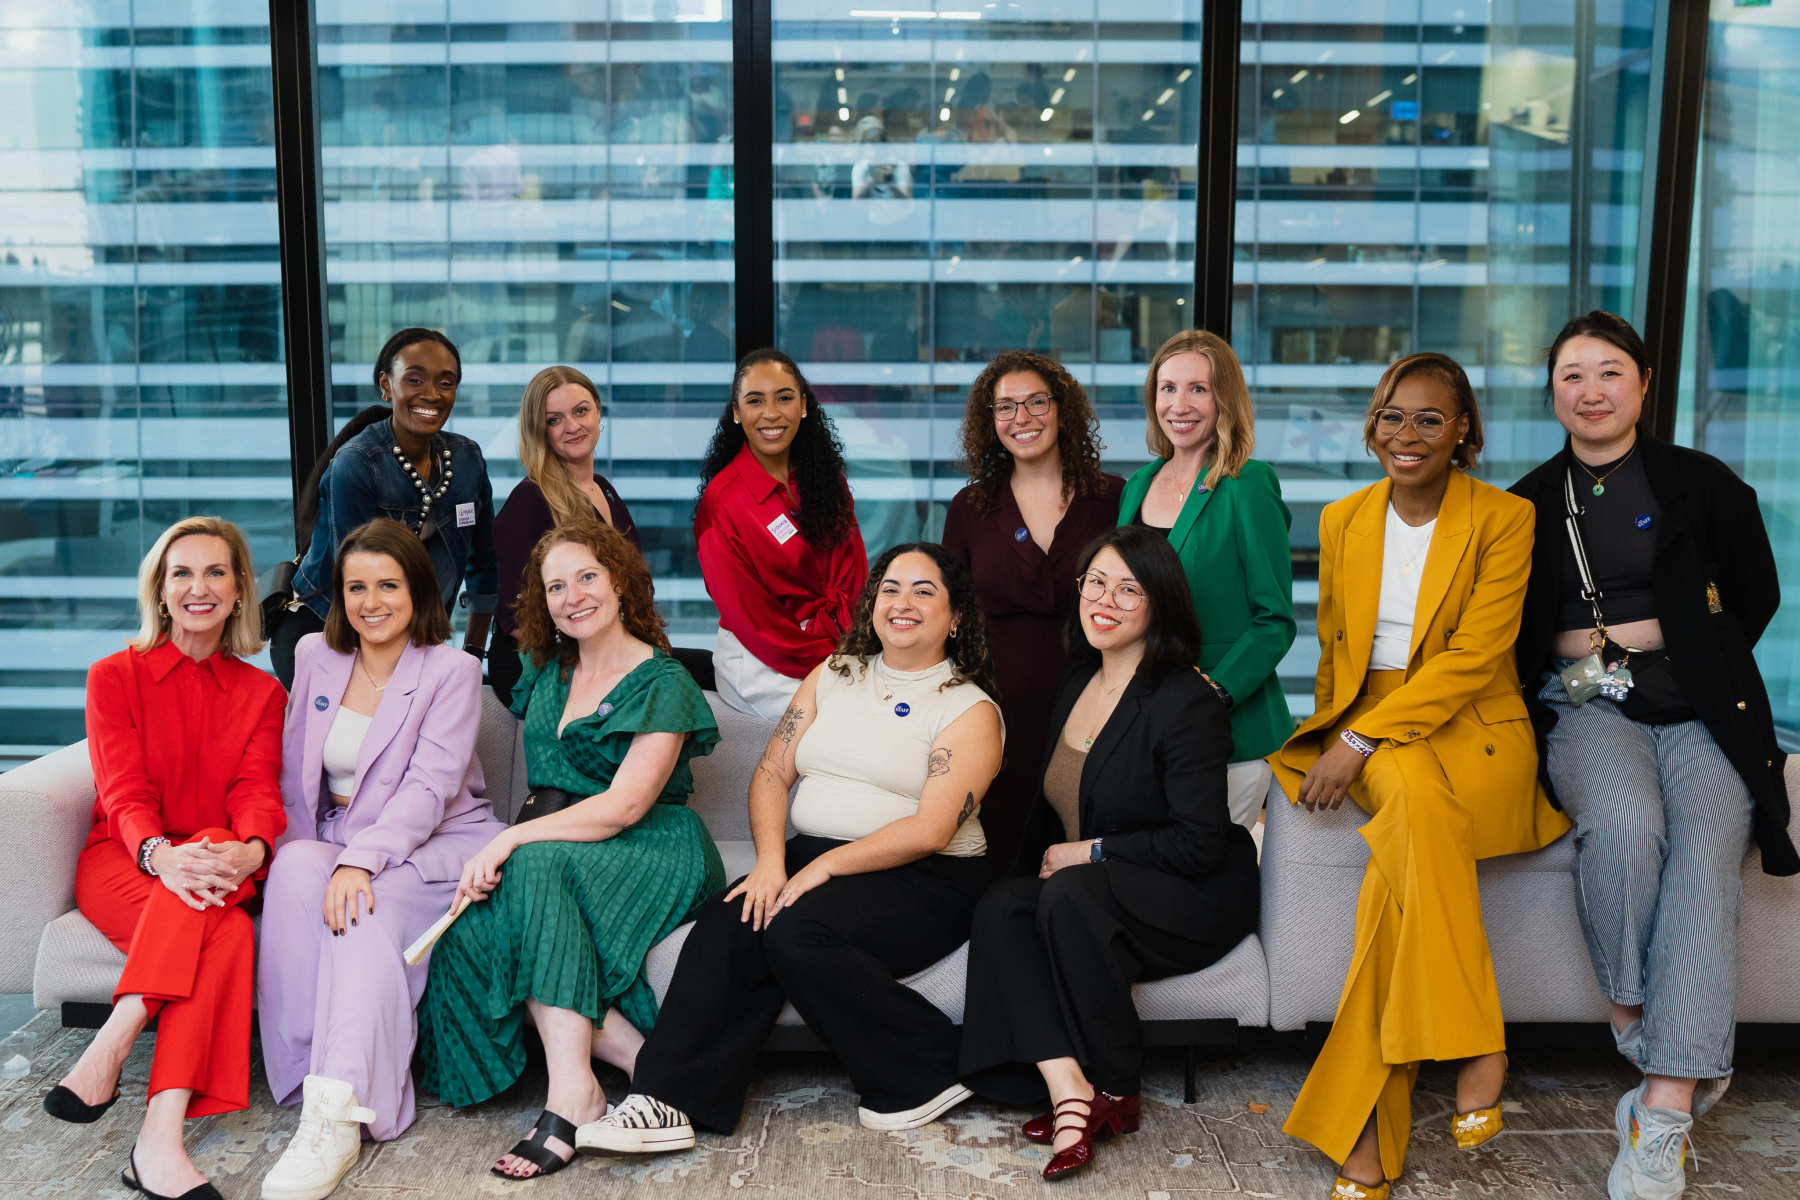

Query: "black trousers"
left=958, top=864, right=1250, bottom=1103
left=633, top=835, right=988, bottom=1134
left=268, top=606, right=327, bottom=691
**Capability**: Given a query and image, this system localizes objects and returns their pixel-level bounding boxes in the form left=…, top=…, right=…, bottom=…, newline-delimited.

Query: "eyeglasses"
left=1077, top=573, right=1145, bottom=611
left=993, top=394, right=1053, bottom=421
left=1372, top=407, right=1462, bottom=441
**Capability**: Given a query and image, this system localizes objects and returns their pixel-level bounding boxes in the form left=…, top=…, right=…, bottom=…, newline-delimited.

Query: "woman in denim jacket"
left=273, top=328, right=498, bottom=687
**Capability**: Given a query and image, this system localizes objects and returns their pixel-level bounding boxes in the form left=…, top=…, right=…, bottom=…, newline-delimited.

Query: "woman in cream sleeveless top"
left=577, top=542, right=1005, bottom=1153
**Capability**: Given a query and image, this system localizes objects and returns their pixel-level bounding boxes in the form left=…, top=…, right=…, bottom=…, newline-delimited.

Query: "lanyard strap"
left=1562, top=467, right=1607, bottom=634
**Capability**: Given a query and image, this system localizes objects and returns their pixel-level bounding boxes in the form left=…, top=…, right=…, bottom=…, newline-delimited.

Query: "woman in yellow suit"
left=1272, top=352, right=1570, bottom=1198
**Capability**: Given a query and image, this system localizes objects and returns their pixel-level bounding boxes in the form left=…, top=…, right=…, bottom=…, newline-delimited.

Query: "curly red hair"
left=514, top=518, right=670, bottom=673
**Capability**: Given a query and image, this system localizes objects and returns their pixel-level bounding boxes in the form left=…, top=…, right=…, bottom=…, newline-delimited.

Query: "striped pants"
left=1540, top=667, right=1752, bottom=1080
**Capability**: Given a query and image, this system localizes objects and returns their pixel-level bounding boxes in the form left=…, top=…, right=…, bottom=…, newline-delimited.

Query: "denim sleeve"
left=464, top=454, right=498, bottom=613
left=298, top=450, right=381, bottom=617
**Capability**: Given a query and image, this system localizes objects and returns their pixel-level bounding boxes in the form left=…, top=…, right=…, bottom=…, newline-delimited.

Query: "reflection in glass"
left=1677, top=6, right=1800, bottom=737
left=0, top=3, right=290, bottom=759
left=317, top=0, right=734, bottom=648
left=1235, top=0, right=1661, bottom=719
left=773, top=0, right=1202, bottom=561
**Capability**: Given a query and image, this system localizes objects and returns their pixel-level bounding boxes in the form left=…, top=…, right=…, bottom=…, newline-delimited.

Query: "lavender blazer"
left=279, top=633, right=505, bottom=882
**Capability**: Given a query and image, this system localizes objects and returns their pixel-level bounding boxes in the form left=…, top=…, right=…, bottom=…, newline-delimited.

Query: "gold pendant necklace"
left=356, top=650, right=390, bottom=692
left=1577, top=443, right=1636, bottom=497
left=1082, top=670, right=1130, bottom=747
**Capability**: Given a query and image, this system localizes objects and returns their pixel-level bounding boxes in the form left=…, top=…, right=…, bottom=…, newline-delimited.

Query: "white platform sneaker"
left=261, top=1075, right=376, bottom=1200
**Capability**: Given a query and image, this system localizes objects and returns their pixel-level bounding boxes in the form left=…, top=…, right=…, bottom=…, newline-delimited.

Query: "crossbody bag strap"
left=1562, top=467, right=1607, bottom=637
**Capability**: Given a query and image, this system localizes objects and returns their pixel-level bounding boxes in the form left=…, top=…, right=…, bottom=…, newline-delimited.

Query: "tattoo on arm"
left=927, top=748, right=952, bottom=778
left=956, top=791, right=977, bottom=827
left=757, top=703, right=806, bottom=783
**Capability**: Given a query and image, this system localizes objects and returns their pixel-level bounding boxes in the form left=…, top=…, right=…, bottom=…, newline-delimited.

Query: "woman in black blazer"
left=958, top=525, right=1260, bottom=1182
left=1510, top=311, right=1795, bottom=1200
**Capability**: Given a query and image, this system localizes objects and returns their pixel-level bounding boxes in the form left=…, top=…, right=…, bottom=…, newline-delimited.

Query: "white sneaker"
left=1691, top=1075, right=1729, bottom=1119
left=262, top=1075, right=376, bottom=1200
left=1608, top=1084, right=1694, bottom=1200
left=575, top=1093, right=695, bottom=1154
left=858, top=1083, right=972, bottom=1131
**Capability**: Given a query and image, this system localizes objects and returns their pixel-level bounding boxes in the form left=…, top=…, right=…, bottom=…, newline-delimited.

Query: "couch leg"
left=1184, top=1045, right=1198, bottom=1104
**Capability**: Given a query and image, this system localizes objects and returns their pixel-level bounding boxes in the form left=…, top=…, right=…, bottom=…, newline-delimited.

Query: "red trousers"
left=75, top=828, right=256, bottom=1117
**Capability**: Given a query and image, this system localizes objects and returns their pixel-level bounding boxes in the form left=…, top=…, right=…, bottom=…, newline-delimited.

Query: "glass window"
left=772, top=0, right=1201, bottom=560
left=1676, top=4, right=1800, bottom=742
left=1237, top=0, right=1662, bottom=718
left=0, top=2, right=288, bottom=764
left=317, top=0, right=732, bottom=646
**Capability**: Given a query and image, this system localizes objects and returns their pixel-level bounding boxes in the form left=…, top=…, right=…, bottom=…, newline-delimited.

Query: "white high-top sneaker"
left=262, top=1075, right=376, bottom=1200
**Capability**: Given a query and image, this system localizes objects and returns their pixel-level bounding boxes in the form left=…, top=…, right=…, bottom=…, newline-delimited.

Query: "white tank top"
left=790, top=654, right=1000, bottom=857
left=322, top=707, right=373, bottom=800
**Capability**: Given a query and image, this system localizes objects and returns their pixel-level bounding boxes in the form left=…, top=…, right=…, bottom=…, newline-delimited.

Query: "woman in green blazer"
left=1119, top=330, right=1296, bottom=825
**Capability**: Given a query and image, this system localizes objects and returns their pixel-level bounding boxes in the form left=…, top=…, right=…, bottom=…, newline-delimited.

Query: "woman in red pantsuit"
left=47, top=516, right=286, bottom=1200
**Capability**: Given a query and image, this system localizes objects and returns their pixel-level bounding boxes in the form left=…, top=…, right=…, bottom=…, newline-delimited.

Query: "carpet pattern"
left=2, top=1012, right=1797, bottom=1198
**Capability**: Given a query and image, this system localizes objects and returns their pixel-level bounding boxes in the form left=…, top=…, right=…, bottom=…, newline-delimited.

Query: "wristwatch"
left=1089, top=838, right=1104, bottom=863
left=138, top=836, right=170, bottom=877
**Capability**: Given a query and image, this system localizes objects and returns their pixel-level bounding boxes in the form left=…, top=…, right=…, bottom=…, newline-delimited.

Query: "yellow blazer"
left=1272, top=470, right=1569, bottom=859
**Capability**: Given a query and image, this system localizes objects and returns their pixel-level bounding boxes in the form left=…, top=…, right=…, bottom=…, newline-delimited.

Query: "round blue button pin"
left=314, top=696, right=328, bottom=711
left=894, top=702, right=911, bottom=717
left=596, top=701, right=614, bottom=718
left=1014, top=526, right=1029, bottom=542
left=1635, top=513, right=1653, bottom=530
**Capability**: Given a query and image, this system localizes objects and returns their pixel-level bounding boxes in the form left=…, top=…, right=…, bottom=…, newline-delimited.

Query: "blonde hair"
left=1142, top=329, right=1255, bottom=492
left=132, top=517, right=263, bottom=656
left=517, top=365, right=604, bottom=527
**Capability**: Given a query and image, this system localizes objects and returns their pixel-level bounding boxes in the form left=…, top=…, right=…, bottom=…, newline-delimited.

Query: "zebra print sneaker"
left=574, top=1094, right=695, bottom=1154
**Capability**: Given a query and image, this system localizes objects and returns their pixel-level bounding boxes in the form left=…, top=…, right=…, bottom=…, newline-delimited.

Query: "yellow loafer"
left=1451, top=1103, right=1503, bottom=1149
left=1330, top=1177, right=1390, bottom=1200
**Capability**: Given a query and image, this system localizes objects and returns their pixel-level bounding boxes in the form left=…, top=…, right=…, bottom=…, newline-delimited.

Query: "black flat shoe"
left=44, top=1083, right=121, bottom=1124
left=492, top=1108, right=580, bottom=1180
left=121, top=1148, right=223, bottom=1200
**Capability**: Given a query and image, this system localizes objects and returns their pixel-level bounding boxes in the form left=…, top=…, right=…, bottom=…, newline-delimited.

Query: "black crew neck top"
left=1556, top=446, right=1661, bottom=632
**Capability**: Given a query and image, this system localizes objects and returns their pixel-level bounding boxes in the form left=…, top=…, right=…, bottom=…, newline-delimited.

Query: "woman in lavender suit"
left=257, top=518, right=505, bottom=1200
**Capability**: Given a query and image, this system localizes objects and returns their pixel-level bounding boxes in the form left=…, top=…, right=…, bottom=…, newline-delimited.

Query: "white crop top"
left=789, top=654, right=1000, bottom=857
left=1371, top=504, right=1437, bottom=672
left=322, top=707, right=373, bottom=799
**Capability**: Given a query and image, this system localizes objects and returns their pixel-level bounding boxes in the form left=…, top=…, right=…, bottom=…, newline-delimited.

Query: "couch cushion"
left=475, top=686, right=526, bottom=824
left=33, top=910, right=126, bottom=1009
left=689, top=695, right=775, bottom=842
left=1, top=740, right=100, bottom=994
left=1133, top=934, right=1269, bottom=1026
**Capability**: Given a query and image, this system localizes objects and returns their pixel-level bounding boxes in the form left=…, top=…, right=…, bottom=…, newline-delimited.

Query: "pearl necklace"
left=392, top=444, right=453, bottom=531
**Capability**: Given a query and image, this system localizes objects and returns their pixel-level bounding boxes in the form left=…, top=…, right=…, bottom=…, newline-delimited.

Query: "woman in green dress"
left=1119, top=329, right=1297, bottom=828
left=414, top=518, right=724, bottom=1181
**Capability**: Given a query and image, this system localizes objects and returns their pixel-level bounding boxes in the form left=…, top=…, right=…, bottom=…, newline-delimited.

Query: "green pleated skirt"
left=414, top=802, right=725, bottom=1107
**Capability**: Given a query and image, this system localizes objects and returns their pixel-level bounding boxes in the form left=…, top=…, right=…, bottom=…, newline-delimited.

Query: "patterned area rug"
left=2, top=1011, right=1796, bottom=1198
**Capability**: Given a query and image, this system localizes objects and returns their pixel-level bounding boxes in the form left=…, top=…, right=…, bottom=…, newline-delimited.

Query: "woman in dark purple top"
left=943, top=350, right=1124, bottom=875
left=491, top=366, right=640, bottom=708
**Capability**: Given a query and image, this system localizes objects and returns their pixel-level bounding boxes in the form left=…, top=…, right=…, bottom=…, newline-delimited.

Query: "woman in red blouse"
left=695, top=348, right=867, bottom=719
left=46, top=516, right=286, bottom=1200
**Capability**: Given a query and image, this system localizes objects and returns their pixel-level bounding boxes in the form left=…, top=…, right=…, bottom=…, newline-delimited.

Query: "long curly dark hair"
left=696, top=348, right=858, bottom=548
left=957, top=350, right=1109, bottom=516
left=829, top=542, right=1002, bottom=704
left=514, top=518, right=671, bottom=677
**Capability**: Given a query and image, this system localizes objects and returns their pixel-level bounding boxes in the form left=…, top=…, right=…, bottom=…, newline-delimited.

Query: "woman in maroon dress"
left=943, top=350, right=1124, bottom=875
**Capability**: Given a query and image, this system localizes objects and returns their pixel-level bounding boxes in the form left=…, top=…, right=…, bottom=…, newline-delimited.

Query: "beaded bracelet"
left=1339, top=728, right=1378, bottom=759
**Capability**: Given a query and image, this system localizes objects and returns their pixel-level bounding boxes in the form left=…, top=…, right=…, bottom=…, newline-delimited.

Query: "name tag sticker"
left=767, top=513, right=799, bottom=544
left=456, top=501, right=477, bottom=528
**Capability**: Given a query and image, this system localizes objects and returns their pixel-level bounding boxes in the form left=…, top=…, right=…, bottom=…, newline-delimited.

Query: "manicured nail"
left=351, top=918, right=357, bottom=926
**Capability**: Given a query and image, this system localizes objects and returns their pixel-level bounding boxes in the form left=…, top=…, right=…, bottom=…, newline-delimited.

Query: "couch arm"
left=0, top=741, right=97, bottom=993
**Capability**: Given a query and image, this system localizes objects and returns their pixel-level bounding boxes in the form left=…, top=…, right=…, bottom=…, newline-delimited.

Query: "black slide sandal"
left=121, top=1148, right=224, bottom=1200
left=45, top=1083, right=122, bottom=1124
left=492, top=1109, right=581, bottom=1180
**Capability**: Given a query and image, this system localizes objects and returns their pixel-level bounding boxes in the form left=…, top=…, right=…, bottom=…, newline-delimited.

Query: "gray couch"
left=6, top=688, right=1794, bottom=1090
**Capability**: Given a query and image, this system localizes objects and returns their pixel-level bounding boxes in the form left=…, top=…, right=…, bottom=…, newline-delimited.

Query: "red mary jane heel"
left=1023, top=1092, right=1139, bottom=1144
left=1042, top=1090, right=1124, bottom=1182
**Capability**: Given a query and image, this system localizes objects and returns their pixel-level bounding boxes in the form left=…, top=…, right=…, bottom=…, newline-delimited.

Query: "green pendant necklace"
left=1577, top=443, right=1636, bottom=496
